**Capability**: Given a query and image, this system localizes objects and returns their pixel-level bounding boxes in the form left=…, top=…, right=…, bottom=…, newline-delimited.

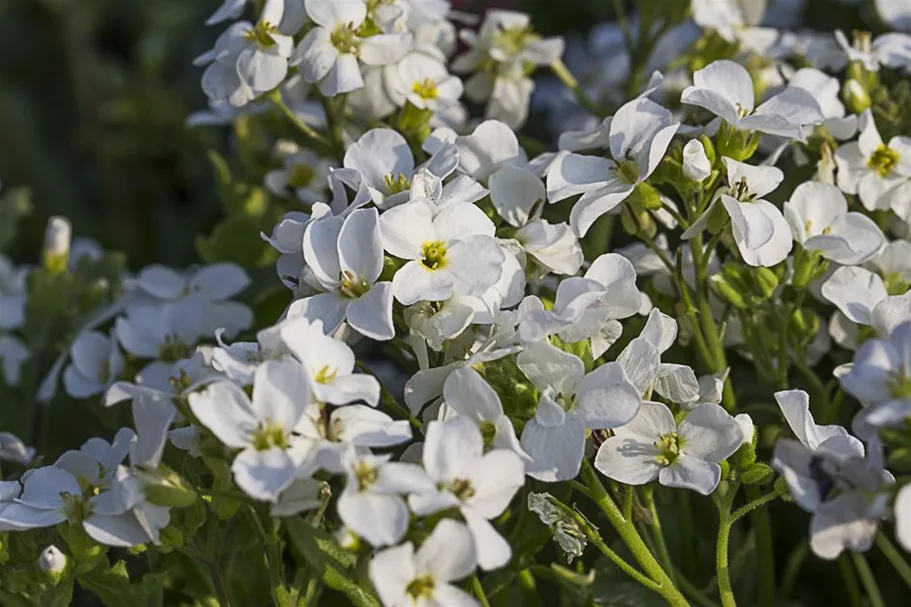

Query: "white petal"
left=576, top=362, right=641, bottom=428
left=346, top=282, right=395, bottom=341
left=338, top=489, right=408, bottom=547
left=569, top=180, right=635, bottom=237
left=83, top=512, right=150, bottom=547
left=319, top=52, right=364, bottom=96
left=417, top=519, right=477, bottom=581
left=392, top=260, right=453, bottom=305
left=232, top=446, right=296, bottom=501
left=292, top=28, right=338, bottom=82
left=304, top=0, right=366, bottom=29
left=464, top=511, right=512, bottom=571
left=251, top=359, right=310, bottom=428
left=190, top=263, right=251, bottom=299
left=359, top=33, right=413, bottom=66
left=489, top=165, right=545, bottom=228
left=659, top=455, right=721, bottom=495
left=821, top=266, right=887, bottom=325
left=379, top=200, right=433, bottom=259
left=519, top=416, right=586, bottom=482
left=465, top=449, right=525, bottom=518
left=443, top=367, right=503, bottom=421
left=369, top=543, right=415, bottom=606
left=288, top=292, right=349, bottom=335
left=136, top=265, right=185, bottom=299
left=423, top=417, right=482, bottom=482
left=678, top=403, right=743, bottom=462
left=594, top=436, right=662, bottom=485
left=339, top=208, right=384, bottom=283
left=188, top=381, right=256, bottom=448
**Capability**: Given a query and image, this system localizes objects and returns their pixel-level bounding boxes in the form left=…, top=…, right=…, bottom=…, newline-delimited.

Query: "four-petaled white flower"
left=783, top=181, right=885, bottom=265
left=379, top=199, right=504, bottom=305
left=369, top=519, right=480, bottom=607
left=292, top=208, right=395, bottom=340
left=595, top=401, right=747, bottom=495
left=835, top=109, right=911, bottom=211
left=516, top=341, right=641, bottom=482
left=292, top=0, right=413, bottom=96
left=681, top=59, right=824, bottom=139
left=547, top=97, right=680, bottom=237
left=188, top=360, right=316, bottom=501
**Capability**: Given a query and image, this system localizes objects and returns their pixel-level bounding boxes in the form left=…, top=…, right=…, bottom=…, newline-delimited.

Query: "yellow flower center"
left=244, top=21, right=280, bottom=48
left=355, top=460, right=379, bottom=492
left=339, top=270, right=371, bottom=299
left=331, top=23, right=361, bottom=54
left=447, top=477, right=476, bottom=501
left=421, top=241, right=448, bottom=270
left=315, top=365, right=339, bottom=384
left=494, top=25, right=535, bottom=58
left=616, top=158, right=640, bottom=184
left=252, top=421, right=289, bottom=451
left=867, top=144, right=899, bottom=178
left=406, top=574, right=436, bottom=600
left=654, top=431, right=682, bottom=466
left=383, top=173, right=411, bottom=194
left=412, top=78, right=439, bottom=100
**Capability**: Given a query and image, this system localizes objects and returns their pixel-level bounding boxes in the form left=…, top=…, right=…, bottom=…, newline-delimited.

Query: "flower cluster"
left=4, top=0, right=911, bottom=606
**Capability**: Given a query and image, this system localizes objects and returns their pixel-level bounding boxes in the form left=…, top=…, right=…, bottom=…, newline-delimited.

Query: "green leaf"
left=589, top=557, right=666, bottom=607
left=195, top=215, right=279, bottom=269
left=77, top=561, right=149, bottom=607
left=285, top=518, right=379, bottom=607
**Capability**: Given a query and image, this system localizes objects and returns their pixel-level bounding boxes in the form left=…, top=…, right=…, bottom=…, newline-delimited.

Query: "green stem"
left=644, top=490, right=677, bottom=585
left=851, top=553, right=886, bottom=607
left=838, top=554, right=864, bottom=607
left=471, top=575, right=492, bottom=607
left=876, top=532, right=911, bottom=588
left=674, top=572, right=721, bottom=607
left=714, top=482, right=742, bottom=607
left=550, top=59, right=602, bottom=117
left=516, top=569, right=541, bottom=607
left=267, top=91, right=334, bottom=156
left=743, top=486, right=775, bottom=607
left=780, top=541, right=808, bottom=599
left=580, top=461, right=691, bottom=606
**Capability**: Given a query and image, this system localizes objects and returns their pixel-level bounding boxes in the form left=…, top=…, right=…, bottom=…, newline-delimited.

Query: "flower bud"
left=43, top=216, right=72, bottom=274
left=751, top=267, right=780, bottom=300
left=39, top=545, right=67, bottom=581
left=741, top=463, right=774, bottom=485
left=709, top=274, right=748, bottom=309
left=143, top=467, right=198, bottom=508
left=335, top=526, right=360, bottom=551
left=682, top=139, right=712, bottom=182
left=842, top=79, right=871, bottom=114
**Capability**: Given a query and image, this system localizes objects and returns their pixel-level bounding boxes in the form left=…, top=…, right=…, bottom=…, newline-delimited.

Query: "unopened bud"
left=709, top=274, right=748, bottom=309
left=142, top=466, right=198, bottom=508
left=334, top=527, right=360, bottom=551
left=842, top=79, right=871, bottom=114
left=43, top=216, right=72, bottom=274
left=39, top=545, right=67, bottom=581
left=682, top=139, right=712, bottom=182
left=752, top=267, right=780, bottom=299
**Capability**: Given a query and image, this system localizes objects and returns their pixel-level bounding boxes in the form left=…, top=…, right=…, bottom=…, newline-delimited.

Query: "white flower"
left=547, top=98, right=679, bottom=236
left=291, top=209, right=395, bottom=341
left=441, top=367, right=527, bottom=459
left=876, top=0, right=911, bottom=33
left=265, top=146, right=333, bottom=204
left=132, top=263, right=252, bottom=338
left=63, top=330, right=125, bottom=398
left=280, top=317, right=381, bottom=406
left=271, top=478, right=326, bottom=518
left=343, top=128, right=458, bottom=208
left=369, top=519, right=479, bottom=607
left=39, top=545, right=67, bottom=575
left=0, top=432, right=35, bottom=466
left=519, top=253, right=641, bottom=344
left=188, top=361, right=315, bottom=501
left=787, top=67, right=856, bottom=140
left=337, top=451, right=434, bottom=547
left=115, top=303, right=204, bottom=361
left=211, top=323, right=290, bottom=385
left=0, top=456, right=168, bottom=547
left=0, top=335, right=29, bottom=386
left=392, top=52, right=463, bottom=112
left=379, top=199, right=504, bottom=305
left=821, top=266, right=910, bottom=335
left=681, top=59, right=824, bottom=139
left=774, top=390, right=863, bottom=462
left=409, top=416, right=524, bottom=570
left=450, top=120, right=528, bottom=183
left=839, top=321, right=911, bottom=430
left=783, top=181, right=885, bottom=265
left=772, top=435, right=891, bottom=559
left=835, top=109, right=911, bottom=211
left=685, top=157, right=792, bottom=267
left=200, top=1, right=294, bottom=106
left=516, top=341, right=640, bottom=482
left=595, top=401, right=747, bottom=495
left=0, top=254, right=27, bottom=331
left=835, top=30, right=911, bottom=72
left=682, top=139, right=712, bottom=182
left=291, top=0, right=412, bottom=96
